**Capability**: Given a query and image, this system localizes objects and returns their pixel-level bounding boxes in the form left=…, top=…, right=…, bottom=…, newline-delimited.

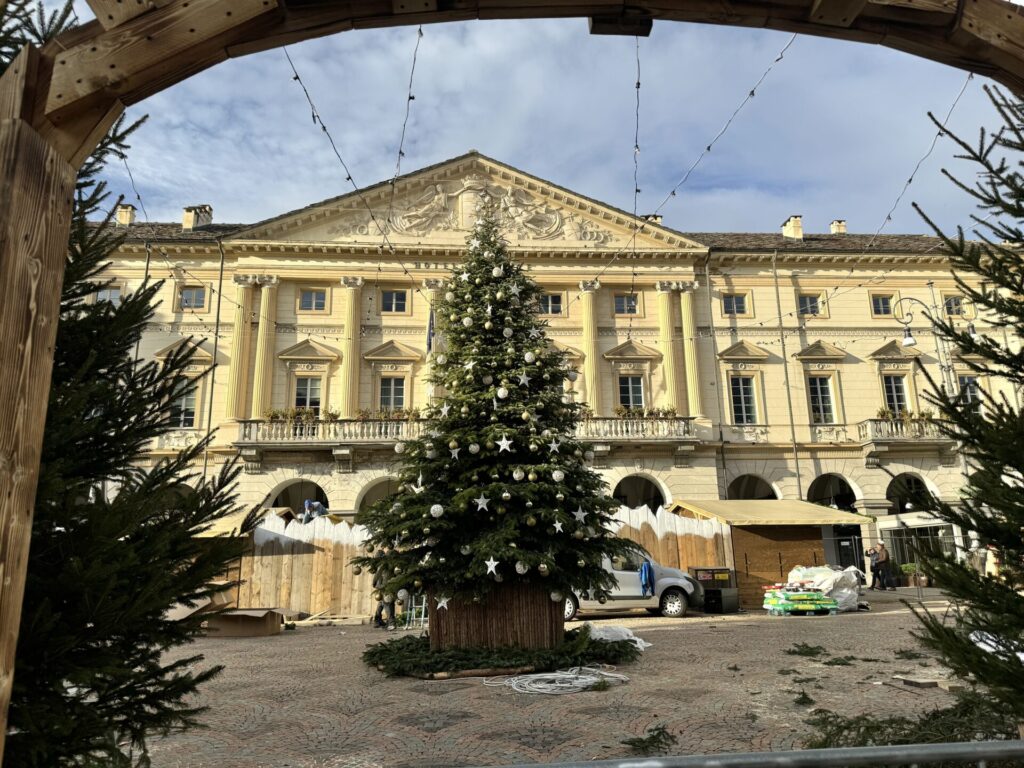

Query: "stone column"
left=679, top=282, right=703, bottom=417
left=339, top=276, right=364, bottom=418
left=656, top=281, right=683, bottom=412
left=579, top=280, right=602, bottom=415
left=249, top=276, right=279, bottom=419
left=224, top=275, right=255, bottom=420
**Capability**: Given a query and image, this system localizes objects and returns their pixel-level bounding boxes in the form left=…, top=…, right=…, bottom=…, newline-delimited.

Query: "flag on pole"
left=426, top=306, right=435, bottom=352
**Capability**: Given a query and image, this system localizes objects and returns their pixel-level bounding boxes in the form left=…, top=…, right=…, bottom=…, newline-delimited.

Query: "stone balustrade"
left=856, top=418, right=948, bottom=442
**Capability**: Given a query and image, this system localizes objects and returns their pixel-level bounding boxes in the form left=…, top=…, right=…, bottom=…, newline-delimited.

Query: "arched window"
left=806, top=474, right=857, bottom=510
left=268, top=480, right=330, bottom=517
left=612, top=475, right=665, bottom=511
left=727, top=474, right=778, bottom=500
left=886, top=474, right=928, bottom=515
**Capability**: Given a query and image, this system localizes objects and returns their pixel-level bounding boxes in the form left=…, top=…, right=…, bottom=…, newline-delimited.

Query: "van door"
left=608, top=552, right=645, bottom=600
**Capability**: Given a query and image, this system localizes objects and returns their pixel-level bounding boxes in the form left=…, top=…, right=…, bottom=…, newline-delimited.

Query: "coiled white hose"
left=483, top=666, right=628, bottom=694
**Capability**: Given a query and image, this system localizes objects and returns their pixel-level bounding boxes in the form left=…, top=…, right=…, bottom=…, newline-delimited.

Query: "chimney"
left=830, top=219, right=847, bottom=235
left=115, top=203, right=136, bottom=227
left=182, top=204, right=213, bottom=231
left=781, top=215, right=803, bottom=240
left=643, top=214, right=663, bottom=224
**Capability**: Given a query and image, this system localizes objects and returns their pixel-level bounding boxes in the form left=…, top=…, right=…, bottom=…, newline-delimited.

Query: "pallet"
left=767, top=607, right=838, bottom=617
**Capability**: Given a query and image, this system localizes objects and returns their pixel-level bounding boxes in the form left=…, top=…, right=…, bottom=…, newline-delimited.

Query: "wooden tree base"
left=427, top=583, right=565, bottom=651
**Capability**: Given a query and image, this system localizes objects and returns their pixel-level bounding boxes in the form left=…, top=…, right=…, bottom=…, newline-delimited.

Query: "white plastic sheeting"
left=786, top=565, right=863, bottom=612
left=583, top=622, right=653, bottom=650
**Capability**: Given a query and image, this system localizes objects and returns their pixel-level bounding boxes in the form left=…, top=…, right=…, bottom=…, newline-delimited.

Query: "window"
left=380, top=377, right=405, bottom=411
left=170, top=388, right=196, bottom=428
left=299, top=288, right=327, bottom=312
left=807, top=376, right=835, bottom=424
left=381, top=290, right=407, bottom=313
left=618, top=376, right=644, bottom=408
left=179, top=286, right=206, bottom=311
left=883, top=374, right=908, bottom=416
left=723, top=293, right=747, bottom=316
left=798, top=294, right=820, bottom=316
left=96, top=286, right=122, bottom=306
left=539, top=293, right=563, bottom=315
left=958, top=375, right=982, bottom=412
left=295, top=376, right=321, bottom=416
left=730, top=375, right=758, bottom=424
left=944, top=295, right=964, bottom=317
left=614, top=294, right=638, bottom=315
left=871, top=294, right=893, bottom=316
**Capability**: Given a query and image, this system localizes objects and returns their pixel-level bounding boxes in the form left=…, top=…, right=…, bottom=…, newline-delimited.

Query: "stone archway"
left=612, top=474, right=666, bottom=511
left=807, top=473, right=859, bottom=510
left=267, top=478, right=331, bottom=517
left=355, top=476, right=402, bottom=516
left=727, top=474, right=779, bottom=500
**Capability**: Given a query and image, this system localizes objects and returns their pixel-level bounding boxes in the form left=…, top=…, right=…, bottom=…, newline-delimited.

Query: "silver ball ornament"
left=552, top=470, right=566, bottom=482
left=515, top=561, right=529, bottom=575
left=462, top=316, right=473, bottom=327
left=430, top=504, right=444, bottom=518
left=497, top=387, right=509, bottom=399
left=537, top=562, right=549, bottom=575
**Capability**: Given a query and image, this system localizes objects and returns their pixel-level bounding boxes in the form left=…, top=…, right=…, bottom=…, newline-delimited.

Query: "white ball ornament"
left=552, top=470, right=566, bottom=482
left=437, top=354, right=447, bottom=365
left=394, top=442, right=406, bottom=454
left=462, top=316, right=473, bottom=328
left=496, top=291, right=505, bottom=300
left=482, top=374, right=494, bottom=385
left=426, top=449, right=438, bottom=459
left=502, top=328, right=513, bottom=338
left=515, top=561, right=529, bottom=575
left=397, top=588, right=410, bottom=601
left=567, top=370, right=578, bottom=382
left=497, top=387, right=509, bottom=399
left=445, top=291, right=455, bottom=301
left=524, top=351, right=537, bottom=364
left=469, top=443, right=481, bottom=454
left=537, top=563, right=549, bottom=576
left=460, top=545, right=472, bottom=555
left=484, top=321, right=493, bottom=330
left=430, top=504, right=444, bottom=518
left=492, top=266, right=504, bottom=278
left=513, top=468, right=525, bottom=481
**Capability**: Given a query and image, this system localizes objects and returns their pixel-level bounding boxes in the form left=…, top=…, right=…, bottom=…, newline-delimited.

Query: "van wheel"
left=564, top=594, right=579, bottom=622
left=660, top=588, right=688, bottom=618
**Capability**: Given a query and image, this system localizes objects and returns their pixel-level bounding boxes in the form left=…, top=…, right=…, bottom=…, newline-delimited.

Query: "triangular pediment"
left=870, top=340, right=922, bottom=360
left=278, top=339, right=340, bottom=361
left=604, top=339, right=662, bottom=360
left=231, top=152, right=706, bottom=252
left=794, top=340, right=847, bottom=361
left=363, top=340, right=423, bottom=362
left=550, top=340, right=584, bottom=361
left=718, top=339, right=770, bottom=361
left=154, top=337, right=213, bottom=363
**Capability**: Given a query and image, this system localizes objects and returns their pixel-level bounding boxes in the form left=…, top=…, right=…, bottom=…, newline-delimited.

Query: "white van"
left=564, top=551, right=704, bottom=620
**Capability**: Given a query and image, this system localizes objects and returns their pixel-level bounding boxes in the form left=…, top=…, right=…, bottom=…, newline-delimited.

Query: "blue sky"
left=68, top=2, right=1008, bottom=235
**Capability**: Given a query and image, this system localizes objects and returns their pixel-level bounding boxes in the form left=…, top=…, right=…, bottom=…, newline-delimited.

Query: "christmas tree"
left=907, top=85, right=1024, bottom=725
left=353, top=214, right=639, bottom=651
left=3, top=22, right=256, bottom=758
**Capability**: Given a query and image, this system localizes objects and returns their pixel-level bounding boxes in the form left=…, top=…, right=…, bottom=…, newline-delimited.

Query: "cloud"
left=75, top=11, right=999, bottom=236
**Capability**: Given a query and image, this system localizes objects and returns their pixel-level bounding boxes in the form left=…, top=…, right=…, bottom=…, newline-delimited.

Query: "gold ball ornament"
left=414, top=579, right=423, bottom=589
left=537, top=563, right=549, bottom=576
left=526, top=515, right=537, bottom=527
left=352, top=565, right=363, bottom=576
left=577, top=558, right=586, bottom=568
left=449, top=440, right=459, bottom=450
left=521, top=411, right=532, bottom=422
left=484, top=321, right=494, bottom=330
left=573, top=529, right=585, bottom=539
left=528, top=471, right=538, bottom=482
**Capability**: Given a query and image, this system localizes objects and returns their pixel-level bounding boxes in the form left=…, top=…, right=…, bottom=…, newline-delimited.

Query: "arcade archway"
left=612, top=474, right=666, bottom=511
left=727, top=474, right=779, bottom=500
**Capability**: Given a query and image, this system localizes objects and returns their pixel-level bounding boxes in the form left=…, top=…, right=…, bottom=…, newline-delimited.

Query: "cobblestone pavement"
left=149, top=590, right=955, bottom=768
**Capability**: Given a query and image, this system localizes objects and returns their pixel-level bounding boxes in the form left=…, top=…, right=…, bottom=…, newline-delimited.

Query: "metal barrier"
left=490, top=740, right=1024, bottom=768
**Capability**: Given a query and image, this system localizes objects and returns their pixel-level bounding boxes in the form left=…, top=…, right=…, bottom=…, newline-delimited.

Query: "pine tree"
left=353, top=214, right=639, bottom=651
left=3, top=25, right=256, bottom=763
left=907, top=85, right=1024, bottom=725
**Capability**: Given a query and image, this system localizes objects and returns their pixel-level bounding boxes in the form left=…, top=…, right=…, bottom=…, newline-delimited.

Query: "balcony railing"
left=236, top=416, right=695, bottom=446
left=857, top=418, right=949, bottom=442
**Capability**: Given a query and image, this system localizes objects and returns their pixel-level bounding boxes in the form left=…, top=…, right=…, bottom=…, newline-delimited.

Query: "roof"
left=669, top=499, right=868, bottom=526
left=686, top=232, right=947, bottom=253
left=112, top=221, right=243, bottom=242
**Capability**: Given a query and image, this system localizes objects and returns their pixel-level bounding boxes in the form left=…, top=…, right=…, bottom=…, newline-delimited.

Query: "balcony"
left=856, top=418, right=956, bottom=467
left=236, top=416, right=694, bottom=447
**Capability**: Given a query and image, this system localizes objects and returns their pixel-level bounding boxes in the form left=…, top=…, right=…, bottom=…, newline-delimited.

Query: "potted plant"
left=876, top=406, right=895, bottom=421
left=900, top=562, right=929, bottom=587
left=322, top=408, right=340, bottom=423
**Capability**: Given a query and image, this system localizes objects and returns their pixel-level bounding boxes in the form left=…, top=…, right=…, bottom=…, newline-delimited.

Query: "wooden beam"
left=44, top=0, right=280, bottom=121
left=86, top=0, right=173, bottom=30
left=810, top=0, right=871, bottom=27
left=0, top=44, right=77, bottom=765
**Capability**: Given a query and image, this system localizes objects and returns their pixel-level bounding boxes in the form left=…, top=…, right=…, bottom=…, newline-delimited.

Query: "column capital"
left=422, top=278, right=445, bottom=290
left=655, top=280, right=676, bottom=293
left=233, top=274, right=257, bottom=287
left=677, top=280, right=699, bottom=293
left=579, top=279, right=601, bottom=293
left=342, top=276, right=365, bottom=289
left=256, top=275, right=279, bottom=288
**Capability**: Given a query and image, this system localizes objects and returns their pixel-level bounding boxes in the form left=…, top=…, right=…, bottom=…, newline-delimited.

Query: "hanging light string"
left=283, top=44, right=435, bottom=311
left=557, top=32, right=800, bottom=317
left=722, top=70, right=976, bottom=336
left=627, top=36, right=642, bottom=340
left=650, top=32, right=797, bottom=217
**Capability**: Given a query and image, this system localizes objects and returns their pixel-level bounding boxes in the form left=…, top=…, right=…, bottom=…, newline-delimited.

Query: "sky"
left=65, top=2, right=1011, bottom=235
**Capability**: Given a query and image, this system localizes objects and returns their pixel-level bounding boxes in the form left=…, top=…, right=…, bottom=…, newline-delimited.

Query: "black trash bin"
left=703, top=587, right=740, bottom=614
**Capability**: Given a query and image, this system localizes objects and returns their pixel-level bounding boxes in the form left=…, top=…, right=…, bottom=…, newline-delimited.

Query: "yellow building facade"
left=107, top=152, right=1008, bottom=569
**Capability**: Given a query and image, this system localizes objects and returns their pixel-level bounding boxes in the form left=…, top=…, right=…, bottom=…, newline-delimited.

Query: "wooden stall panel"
left=731, top=525, right=827, bottom=608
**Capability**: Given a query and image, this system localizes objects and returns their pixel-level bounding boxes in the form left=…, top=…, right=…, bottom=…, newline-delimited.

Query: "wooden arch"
left=3, top=0, right=1024, bottom=755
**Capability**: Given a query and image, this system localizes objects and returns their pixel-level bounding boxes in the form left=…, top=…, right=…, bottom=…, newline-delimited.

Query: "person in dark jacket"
left=371, top=549, right=397, bottom=629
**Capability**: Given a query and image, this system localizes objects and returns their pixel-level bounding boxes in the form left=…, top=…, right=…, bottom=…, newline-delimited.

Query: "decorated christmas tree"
left=353, top=214, right=639, bottom=651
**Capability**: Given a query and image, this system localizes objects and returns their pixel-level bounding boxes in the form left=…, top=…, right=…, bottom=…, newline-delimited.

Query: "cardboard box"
left=205, top=609, right=283, bottom=638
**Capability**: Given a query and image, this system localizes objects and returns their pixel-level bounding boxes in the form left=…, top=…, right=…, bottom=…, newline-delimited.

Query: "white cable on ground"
left=483, top=666, right=629, bottom=694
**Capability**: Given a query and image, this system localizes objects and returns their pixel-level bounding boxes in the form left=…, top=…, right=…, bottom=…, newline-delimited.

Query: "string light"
left=627, top=36, right=642, bottom=341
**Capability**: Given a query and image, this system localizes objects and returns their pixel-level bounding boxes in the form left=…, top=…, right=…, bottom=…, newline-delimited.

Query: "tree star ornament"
left=439, top=402, right=451, bottom=417
left=553, top=521, right=564, bottom=533
left=573, top=506, right=588, bottom=523
left=435, top=596, right=450, bottom=610
left=528, top=328, right=542, bottom=339
left=460, top=271, right=470, bottom=282
left=510, top=284, right=522, bottom=296
left=464, top=360, right=476, bottom=370
left=474, top=493, right=490, bottom=511
left=547, top=439, right=561, bottom=454
left=450, top=447, right=461, bottom=459
left=518, top=371, right=532, bottom=386
left=496, top=434, right=514, bottom=452
left=485, top=557, right=499, bottom=575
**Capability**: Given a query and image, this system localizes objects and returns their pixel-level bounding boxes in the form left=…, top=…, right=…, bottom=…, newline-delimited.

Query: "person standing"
left=875, top=541, right=896, bottom=590
left=865, top=545, right=881, bottom=590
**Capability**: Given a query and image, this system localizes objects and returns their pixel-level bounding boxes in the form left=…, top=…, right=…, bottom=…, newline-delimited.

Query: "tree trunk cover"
left=428, top=583, right=564, bottom=651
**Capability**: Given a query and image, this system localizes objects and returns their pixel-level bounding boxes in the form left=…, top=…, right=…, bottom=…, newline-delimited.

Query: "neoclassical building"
left=106, top=151, right=1007, bottom=570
